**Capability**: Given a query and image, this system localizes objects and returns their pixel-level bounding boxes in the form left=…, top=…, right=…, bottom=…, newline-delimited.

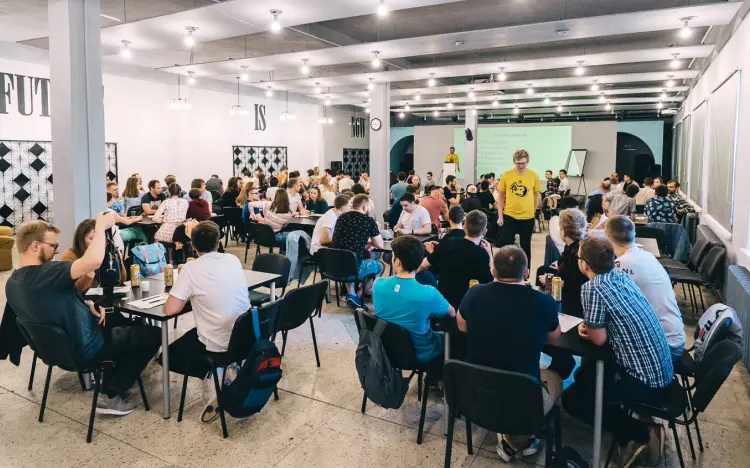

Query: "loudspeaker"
left=465, top=128, right=474, bottom=141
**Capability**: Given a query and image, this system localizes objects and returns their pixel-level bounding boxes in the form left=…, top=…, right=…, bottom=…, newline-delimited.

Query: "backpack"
left=693, top=304, right=744, bottom=362
left=97, top=230, right=123, bottom=288
left=354, top=310, right=411, bottom=409
left=131, top=242, right=167, bottom=277
left=218, top=308, right=283, bottom=418
left=553, top=446, right=589, bottom=468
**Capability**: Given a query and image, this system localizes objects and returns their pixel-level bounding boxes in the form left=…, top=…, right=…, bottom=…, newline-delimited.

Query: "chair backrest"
left=354, top=310, right=419, bottom=370
left=223, top=207, right=243, bottom=223
left=127, top=205, right=143, bottom=216
left=16, top=319, right=87, bottom=372
left=636, top=226, right=666, bottom=251
left=692, top=339, right=741, bottom=413
left=209, top=190, right=222, bottom=203
left=252, top=253, right=291, bottom=287
left=635, top=204, right=645, bottom=214
left=225, top=302, right=280, bottom=363
left=444, top=359, right=545, bottom=435
left=317, top=247, right=359, bottom=281
left=249, top=222, right=278, bottom=247
left=278, top=282, right=327, bottom=331
left=687, top=237, right=712, bottom=270
left=382, top=210, right=391, bottom=225
left=699, top=246, right=727, bottom=286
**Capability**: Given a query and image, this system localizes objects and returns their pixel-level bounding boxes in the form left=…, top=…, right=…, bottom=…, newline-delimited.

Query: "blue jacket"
left=647, top=222, right=690, bottom=263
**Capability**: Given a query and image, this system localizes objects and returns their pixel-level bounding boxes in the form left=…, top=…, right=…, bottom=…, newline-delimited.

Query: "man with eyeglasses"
left=6, top=214, right=161, bottom=417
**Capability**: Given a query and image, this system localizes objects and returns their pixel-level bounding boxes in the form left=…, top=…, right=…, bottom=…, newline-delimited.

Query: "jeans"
left=499, top=214, right=536, bottom=265
left=165, top=328, right=214, bottom=379
left=97, top=323, right=161, bottom=398
left=275, top=231, right=290, bottom=244
left=357, top=259, right=383, bottom=279
left=669, top=344, right=685, bottom=359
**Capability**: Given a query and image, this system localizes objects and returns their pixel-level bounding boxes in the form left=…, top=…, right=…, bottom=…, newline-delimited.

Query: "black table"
left=287, top=216, right=318, bottom=235
left=376, top=233, right=436, bottom=252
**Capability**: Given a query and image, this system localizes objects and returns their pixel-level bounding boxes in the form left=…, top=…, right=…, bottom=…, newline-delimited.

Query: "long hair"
left=71, top=219, right=96, bottom=258
left=277, top=172, right=287, bottom=188
left=168, top=183, right=181, bottom=198
left=237, top=181, right=255, bottom=205
left=122, top=176, right=140, bottom=198
left=308, top=187, right=321, bottom=202
left=257, top=173, right=267, bottom=189
left=586, top=194, right=604, bottom=222
left=270, top=188, right=291, bottom=214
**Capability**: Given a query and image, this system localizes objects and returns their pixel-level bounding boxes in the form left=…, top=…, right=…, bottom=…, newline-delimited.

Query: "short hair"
left=400, top=192, right=417, bottom=204
left=604, top=177, right=611, bottom=182
left=559, top=169, right=567, bottom=175
left=168, top=183, right=181, bottom=197
left=559, top=208, right=587, bottom=240
left=211, top=174, right=219, bottom=178
left=290, top=171, right=300, bottom=178
left=429, top=184, right=442, bottom=194
left=626, top=183, right=640, bottom=198
left=352, top=194, right=370, bottom=210
left=465, top=210, right=487, bottom=237
left=324, top=169, right=333, bottom=175
left=601, top=181, right=611, bottom=192
left=189, top=188, right=202, bottom=200
left=545, top=170, right=553, bottom=175
left=164, top=175, right=176, bottom=186
left=654, top=176, right=664, bottom=183
left=241, top=168, right=250, bottom=176
left=559, top=196, right=579, bottom=210
left=17, top=220, right=60, bottom=252
left=352, top=183, right=366, bottom=194
left=493, top=245, right=528, bottom=280
left=445, top=175, right=456, bottom=185
left=643, top=177, right=654, bottom=186
left=287, top=177, right=298, bottom=188
left=488, top=172, right=495, bottom=179
left=408, top=170, right=415, bottom=175
left=391, top=235, right=425, bottom=272
left=307, top=169, right=314, bottom=176
left=610, top=175, right=619, bottom=185
left=513, top=149, right=530, bottom=162
left=405, top=184, right=417, bottom=194
left=336, top=170, right=343, bottom=176
left=579, top=237, right=615, bottom=275
left=668, top=179, right=680, bottom=188
left=334, top=194, right=352, bottom=209
left=605, top=215, right=636, bottom=245
left=191, top=178, right=204, bottom=189
left=397, top=172, right=407, bottom=181
left=655, top=185, right=668, bottom=197
left=449, top=146, right=455, bottom=150
left=426, top=171, right=433, bottom=176
left=480, top=180, right=490, bottom=191
left=269, top=176, right=279, bottom=187
left=106, top=181, right=117, bottom=189
left=448, top=205, right=464, bottom=224
left=191, top=221, right=220, bottom=253
left=106, top=192, right=113, bottom=202
left=148, top=179, right=160, bottom=190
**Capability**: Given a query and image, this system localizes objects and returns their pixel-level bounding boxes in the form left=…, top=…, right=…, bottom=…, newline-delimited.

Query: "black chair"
left=635, top=204, right=645, bottom=214
left=209, top=190, right=222, bottom=205
left=659, top=236, right=712, bottom=273
left=443, top=359, right=561, bottom=468
left=354, top=310, right=431, bottom=444
left=296, top=239, right=319, bottom=286
left=636, top=226, right=666, bottom=253
left=176, top=301, right=281, bottom=438
left=16, top=319, right=149, bottom=443
left=274, top=282, right=327, bottom=367
left=222, top=207, right=244, bottom=245
left=605, top=340, right=741, bottom=468
left=483, top=209, right=500, bottom=250
left=669, top=246, right=726, bottom=316
left=383, top=210, right=391, bottom=227
left=127, top=206, right=143, bottom=217
left=27, top=351, right=87, bottom=392
left=316, top=247, right=360, bottom=307
left=248, top=253, right=291, bottom=305
left=244, top=222, right=285, bottom=262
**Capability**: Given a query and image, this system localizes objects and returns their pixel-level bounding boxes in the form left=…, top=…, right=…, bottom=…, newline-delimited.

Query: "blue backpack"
left=219, top=308, right=283, bottom=418
left=131, top=242, right=167, bottom=277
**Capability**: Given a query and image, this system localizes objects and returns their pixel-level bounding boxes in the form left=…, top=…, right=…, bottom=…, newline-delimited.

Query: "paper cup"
left=140, top=281, right=151, bottom=292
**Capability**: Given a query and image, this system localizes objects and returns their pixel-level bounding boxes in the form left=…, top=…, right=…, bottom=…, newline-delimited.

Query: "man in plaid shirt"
left=667, top=180, right=695, bottom=222
left=562, top=237, right=674, bottom=467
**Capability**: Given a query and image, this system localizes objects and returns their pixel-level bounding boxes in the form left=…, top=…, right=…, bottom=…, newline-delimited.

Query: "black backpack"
left=218, top=308, right=283, bottom=418
left=97, top=230, right=123, bottom=288
left=554, top=446, right=589, bottom=468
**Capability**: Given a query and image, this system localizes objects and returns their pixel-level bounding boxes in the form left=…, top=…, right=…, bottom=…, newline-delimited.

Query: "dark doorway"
left=616, top=132, right=657, bottom=184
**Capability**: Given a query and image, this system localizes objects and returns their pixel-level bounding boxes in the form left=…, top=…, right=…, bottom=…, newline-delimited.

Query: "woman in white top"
left=248, top=189, right=296, bottom=244
left=411, top=175, right=424, bottom=197
left=153, top=183, right=189, bottom=243
left=319, top=177, right=337, bottom=205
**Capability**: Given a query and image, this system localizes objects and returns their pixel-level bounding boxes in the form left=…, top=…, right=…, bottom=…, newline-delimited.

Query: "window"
left=688, top=102, right=707, bottom=206
left=679, top=114, right=691, bottom=196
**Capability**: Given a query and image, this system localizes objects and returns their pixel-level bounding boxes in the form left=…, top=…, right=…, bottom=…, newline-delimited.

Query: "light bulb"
left=498, top=68, right=507, bottom=81
left=599, top=94, right=606, bottom=103
left=187, top=72, right=196, bottom=86
left=371, top=51, right=381, bottom=68
left=575, top=61, right=585, bottom=76
left=315, top=83, right=322, bottom=94
left=327, top=117, right=333, bottom=124
left=667, top=78, right=675, bottom=88
left=680, top=20, right=691, bottom=38
left=492, top=99, right=499, bottom=107
left=557, top=104, right=563, bottom=113
left=657, top=102, right=664, bottom=109
left=661, top=92, right=668, bottom=100
left=471, top=108, right=477, bottom=116
left=591, top=80, right=599, bottom=91
left=265, top=87, right=273, bottom=97
left=270, top=10, right=282, bottom=33
left=240, top=67, right=249, bottom=81
left=513, top=106, right=519, bottom=115
left=365, top=107, right=371, bottom=114
left=377, top=1, right=388, bottom=17
left=301, top=60, right=309, bottom=74
left=526, top=85, right=534, bottom=95
left=544, top=96, right=550, bottom=105
left=404, top=104, right=410, bottom=111
left=671, top=54, right=681, bottom=69
left=368, top=80, right=375, bottom=91
left=120, top=40, right=131, bottom=59
left=324, top=97, right=331, bottom=106
left=605, top=102, right=612, bottom=110
left=414, top=93, right=421, bottom=101
left=447, top=101, right=453, bottom=109
left=467, top=90, right=475, bottom=98
left=399, top=112, right=405, bottom=119
left=428, top=73, right=436, bottom=87
left=368, top=97, right=372, bottom=103
left=432, top=109, right=439, bottom=117
left=184, top=27, right=197, bottom=48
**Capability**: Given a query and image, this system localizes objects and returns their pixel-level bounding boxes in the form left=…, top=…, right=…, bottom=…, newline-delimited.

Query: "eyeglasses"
left=37, top=241, right=59, bottom=250
left=574, top=253, right=591, bottom=266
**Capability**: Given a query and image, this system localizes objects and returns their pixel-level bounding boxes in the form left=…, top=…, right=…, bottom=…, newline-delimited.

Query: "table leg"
left=443, top=331, right=449, bottom=437
left=270, top=283, right=276, bottom=301
left=593, top=359, right=604, bottom=467
left=161, top=323, right=171, bottom=419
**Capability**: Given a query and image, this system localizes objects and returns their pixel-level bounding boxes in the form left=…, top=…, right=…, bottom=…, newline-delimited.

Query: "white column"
left=48, top=0, right=106, bottom=247
left=463, top=111, right=478, bottom=184
left=369, top=83, right=390, bottom=221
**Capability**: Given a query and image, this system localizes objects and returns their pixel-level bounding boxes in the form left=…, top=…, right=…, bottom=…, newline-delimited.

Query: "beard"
left=38, top=251, right=53, bottom=264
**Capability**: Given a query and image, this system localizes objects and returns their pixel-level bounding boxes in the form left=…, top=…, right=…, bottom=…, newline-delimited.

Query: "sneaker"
left=345, top=294, right=363, bottom=310
left=645, top=424, right=665, bottom=466
left=617, top=441, right=648, bottom=468
left=496, top=436, right=540, bottom=463
left=200, top=398, right=220, bottom=423
left=96, top=395, right=135, bottom=416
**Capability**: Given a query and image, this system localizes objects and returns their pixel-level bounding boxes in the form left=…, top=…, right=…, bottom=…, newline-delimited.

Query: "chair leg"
left=173, top=316, right=178, bottom=329
left=211, top=369, right=229, bottom=438
left=417, top=372, right=423, bottom=402
left=697, top=285, right=706, bottom=313
left=671, top=421, right=686, bottom=468
left=38, top=365, right=53, bottom=423
left=274, top=387, right=279, bottom=401
left=682, top=410, right=696, bottom=459
left=137, top=376, right=150, bottom=411
left=417, top=382, right=429, bottom=444
left=335, top=283, right=341, bottom=307
left=177, top=374, right=189, bottom=422
left=444, top=408, right=456, bottom=468
left=681, top=283, right=688, bottom=300
left=694, top=416, right=704, bottom=451
left=28, top=352, right=37, bottom=391
left=466, top=418, right=473, bottom=455
left=309, top=317, right=321, bottom=368
left=545, top=414, right=554, bottom=468
left=77, top=372, right=87, bottom=391
left=86, top=369, right=101, bottom=443
left=604, top=438, right=617, bottom=468
left=361, top=392, right=367, bottom=414
left=281, top=330, right=288, bottom=356
left=244, top=243, right=250, bottom=263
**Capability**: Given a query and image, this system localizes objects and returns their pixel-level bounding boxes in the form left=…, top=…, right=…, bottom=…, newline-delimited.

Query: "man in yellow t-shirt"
left=496, top=149, right=542, bottom=264
left=444, top=146, right=460, bottom=172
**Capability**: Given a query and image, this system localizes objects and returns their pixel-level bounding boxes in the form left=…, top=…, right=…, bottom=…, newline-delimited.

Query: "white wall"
left=321, top=107, right=369, bottom=169
left=413, top=121, right=617, bottom=192
left=676, top=8, right=750, bottom=269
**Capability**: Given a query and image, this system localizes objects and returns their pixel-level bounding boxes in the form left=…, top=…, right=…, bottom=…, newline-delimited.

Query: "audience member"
left=558, top=169, right=570, bottom=194
left=395, top=193, right=432, bottom=235
left=587, top=194, right=606, bottom=229
left=606, top=216, right=685, bottom=357
left=60, top=218, right=126, bottom=293
left=644, top=185, right=676, bottom=223
left=184, top=179, right=213, bottom=205
left=164, top=175, right=177, bottom=194
left=544, top=170, right=560, bottom=195
left=609, top=175, right=623, bottom=193
left=221, top=177, right=242, bottom=207
left=250, top=189, right=296, bottom=244
left=106, top=193, right=147, bottom=248
left=460, top=185, right=482, bottom=213
left=419, top=185, right=449, bottom=231
left=310, top=194, right=351, bottom=255
left=205, top=174, right=223, bottom=194
left=605, top=183, right=639, bottom=216
left=236, top=181, right=259, bottom=208
left=390, top=172, right=408, bottom=201
left=442, top=206, right=466, bottom=241
left=121, top=176, right=143, bottom=214
left=358, top=172, right=371, bottom=192
left=410, top=175, right=424, bottom=196
left=186, top=189, right=213, bottom=221
left=286, top=178, right=309, bottom=215
left=563, top=237, right=673, bottom=466
left=256, top=172, right=268, bottom=192
left=373, top=235, right=455, bottom=380
left=458, top=245, right=567, bottom=461
left=6, top=217, right=160, bottom=416
left=141, top=180, right=167, bottom=215
left=241, top=168, right=252, bottom=185
left=265, top=177, right=279, bottom=201
left=653, top=176, right=664, bottom=188
left=635, top=177, right=656, bottom=205
left=305, top=187, right=329, bottom=214
left=477, top=180, right=496, bottom=209
left=667, top=180, right=695, bottom=220
left=338, top=172, right=355, bottom=192
left=319, top=176, right=337, bottom=206
left=107, top=182, right=123, bottom=214
left=443, top=175, right=461, bottom=206
left=424, top=171, right=436, bottom=191
left=331, top=194, right=384, bottom=309
left=586, top=180, right=611, bottom=209
left=548, top=196, right=580, bottom=253
left=388, top=184, right=417, bottom=228
left=153, top=183, right=189, bottom=243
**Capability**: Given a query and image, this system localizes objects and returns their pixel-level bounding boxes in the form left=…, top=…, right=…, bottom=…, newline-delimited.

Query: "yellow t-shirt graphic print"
left=499, top=168, right=542, bottom=220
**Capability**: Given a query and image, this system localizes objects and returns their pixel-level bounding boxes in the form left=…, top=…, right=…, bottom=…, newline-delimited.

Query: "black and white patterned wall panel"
left=343, top=148, right=370, bottom=178
left=105, top=143, right=118, bottom=182
left=0, top=140, right=118, bottom=229
left=232, top=146, right=288, bottom=177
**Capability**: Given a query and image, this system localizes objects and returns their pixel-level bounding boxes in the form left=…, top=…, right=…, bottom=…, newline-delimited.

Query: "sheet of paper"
left=85, top=286, right=131, bottom=296
left=127, top=293, right=169, bottom=310
left=558, top=313, right=584, bottom=333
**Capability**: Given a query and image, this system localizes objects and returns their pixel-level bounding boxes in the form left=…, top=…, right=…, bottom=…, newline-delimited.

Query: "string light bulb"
left=591, top=80, right=600, bottom=91
left=544, top=95, right=550, bottom=105
left=661, top=91, right=668, bottom=100
left=371, top=51, right=381, bottom=69
left=492, top=99, right=499, bottom=107
left=557, top=103, right=563, bottom=113
left=467, top=88, right=475, bottom=99
left=666, top=75, right=675, bottom=88
left=265, top=86, right=273, bottom=97
left=497, top=67, right=507, bottom=81
left=472, top=107, right=477, bottom=116
left=187, top=71, right=196, bottom=86
left=414, top=92, right=421, bottom=101
left=447, top=101, right=453, bottom=109
left=657, top=101, right=664, bottom=109
left=575, top=61, right=586, bottom=76
left=404, top=103, right=410, bottom=111
left=526, top=83, right=534, bottom=94
left=670, top=53, right=681, bottom=69
left=599, top=93, right=606, bottom=103
left=377, top=0, right=388, bottom=17
left=270, top=10, right=282, bottom=33
left=432, top=109, right=439, bottom=117
left=513, top=105, right=520, bottom=115
left=240, top=66, right=249, bottom=81
left=368, top=78, right=375, bottom=91
left=120, top=40, right=132, bottom=59
left=399, top=111, right=405, bottom=119
left=679, top=17, right=693, bottom=38
left=428, top=73, right=436, bottom=87
left=300, top=59, right=310, bottom=74
left=605, top=101, right=612, bottom=110
left=184, top=26, right=197, bottom=48
left=324, top=97, right=331, bottom=106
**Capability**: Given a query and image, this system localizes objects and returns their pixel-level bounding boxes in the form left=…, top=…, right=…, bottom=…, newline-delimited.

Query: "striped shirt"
left=581, top=269, right=673, bottom=388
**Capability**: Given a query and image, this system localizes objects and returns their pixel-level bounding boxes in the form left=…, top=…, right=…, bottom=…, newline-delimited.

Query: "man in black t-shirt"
left=141, top=179, right=167, bottom=215
left=331, top=194, right=384, bottom=309
left=460, top=185, right=482, bottom=213
left=457, top=245, right=565, bottom=462
left=419, top=209, right=493, bottom=308
left=443, top=175, right=461, bottom=207
left=477, top=180, right=496, bottom=210
left=6, top=216, right=161, bottom=417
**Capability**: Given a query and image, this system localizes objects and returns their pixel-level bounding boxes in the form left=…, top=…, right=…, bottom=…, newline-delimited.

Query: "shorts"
left=357, top=259, right=383, bottom=280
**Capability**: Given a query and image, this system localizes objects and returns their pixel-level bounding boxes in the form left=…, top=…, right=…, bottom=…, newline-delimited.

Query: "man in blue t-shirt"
left=457, top=245, right=564, bottom=462
left=373, top=235, right=455, bottom=379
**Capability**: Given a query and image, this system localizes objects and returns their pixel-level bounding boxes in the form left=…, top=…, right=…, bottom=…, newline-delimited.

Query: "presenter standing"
left=496, top=149, right=542, bottom=265
left=444, top=146, right=460, bottom=172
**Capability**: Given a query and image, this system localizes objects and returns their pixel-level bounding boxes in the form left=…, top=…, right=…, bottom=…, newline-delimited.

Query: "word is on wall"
left=0, top=73, right=51, bottom=117
left=351, top=117, right=367, bottom=138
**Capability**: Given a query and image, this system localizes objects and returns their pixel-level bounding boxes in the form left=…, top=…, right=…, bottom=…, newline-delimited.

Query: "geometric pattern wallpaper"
left=343, top=148, right=370, bottom=179
left=105, top=143, right=118, bottom=182
left=232, top=146, right=288, bottom=178
left=0, top=140, right=118, bottom=229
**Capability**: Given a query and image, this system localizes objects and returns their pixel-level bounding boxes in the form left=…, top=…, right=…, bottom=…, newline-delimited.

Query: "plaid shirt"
left=546, top=177, right=560, bottom=194
left=668, top=193, right=695, bottom=215
left=581, top=270, right=673, bottom=388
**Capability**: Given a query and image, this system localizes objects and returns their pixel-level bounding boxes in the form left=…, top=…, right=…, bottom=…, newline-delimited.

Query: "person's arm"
left=579, top=284, right=609, bottom=346
left=370, top=234, right=384, bottom=250
left=164, top=296, right=187, bottom=316
left=141, top=198, right=156, bottom=215
left=113, top=212, right=141, bottom=225
left=534, top=190, right=542, bottom=211
left=496, top=191, right=506, bottom=226
left=320, top=227, right=333, bottom=246
left=411, top=222, right=432, bottom=235
left=418, top=257, right=431, bottom=273
left=70, top=212, right=115, bottom=280
left=456, top=311, right=467, bottom=332
left=152, top=200, right=167, bottom=222
left=547, top=325, right=562, bottom=344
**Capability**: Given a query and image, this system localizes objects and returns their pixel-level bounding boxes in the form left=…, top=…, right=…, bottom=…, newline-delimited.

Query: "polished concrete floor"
left=0, top=232, right=748, bottom=468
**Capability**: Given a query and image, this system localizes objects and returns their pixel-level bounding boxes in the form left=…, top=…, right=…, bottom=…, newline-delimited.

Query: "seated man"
left=394, top=192, right=432, bottom=235
left=460, top=185, right=483, bottom=213
left=165, top=220, right=251, bottom=423
left=548, top=196, right=580, bottom=253
left=442, top=205, right=466, bottom=241
left=6, top=216, right=160, bottom=416
left=457, top=245, right=566, bottom=461
left=477, top=180, right=496, bottom=210
left=141, top=179, right=166, bottom=215
left=419, top=210, right=493, bottom=308
left=310, top=194, right=351, bottom=256
left=605, top=216, right=686, bottom=357
left=373, top=236, right=455, bottom=379
left=418, top=185, right=450, bottom=231
left=331, top=194, right=385, bottom=309
left=182, top=178, right=213, bottom=205
left=562, top=237, right=674, bottom=467
left=389, top=184, right=418, bottom=228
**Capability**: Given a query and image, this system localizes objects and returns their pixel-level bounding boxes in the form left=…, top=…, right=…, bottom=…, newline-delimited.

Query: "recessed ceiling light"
left=187, top=71, right=196, bottom=86
left=428, top=73, right=436, bottom=87
left=184, top=26, right=197, bottom=48
left=265, top=86, right=274, bottom=97
left=670, top=53, right=681, bottom=69
left=591, top=80, right=600, bottom=91
left=497, top=67, right=507, bottom=81
left=368, top=78, right=375, bottom=91
left=575, top=61, right=586, bottom=76
left=679, top=16, right=695, bottom=38
left=270, top=9, right=282, bottom=33
left=377, top=0, right=388, bottom=17
left=119, top=40, right=131, bottom=59
left=240, top=66, right=249, bottom=81
left=300, top=59, right=310, bottom=74
left=526, top=83, right=534, bottom=94
left=371, top=51, right=381, bottom=69
left=544, top=95, right=550, bottom=105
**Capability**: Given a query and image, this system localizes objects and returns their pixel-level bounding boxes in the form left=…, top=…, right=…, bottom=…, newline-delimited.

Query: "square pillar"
left=463, top=111, right=478, bottom=184
left=369, top=83, right=390, bottom=220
